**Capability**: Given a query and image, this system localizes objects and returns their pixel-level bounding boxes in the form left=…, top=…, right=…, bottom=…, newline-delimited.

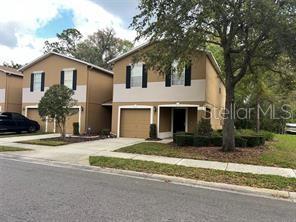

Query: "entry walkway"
left=96, top=151, right=296, bottom=178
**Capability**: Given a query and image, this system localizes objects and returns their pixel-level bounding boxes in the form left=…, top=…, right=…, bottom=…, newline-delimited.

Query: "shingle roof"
left=0, top=65, right=23, bottom=77
left=19, top=52, right=113, bottom=75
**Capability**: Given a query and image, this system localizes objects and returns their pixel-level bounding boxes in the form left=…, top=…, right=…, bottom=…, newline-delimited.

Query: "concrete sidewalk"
left=96, top=151, right=296, bottom=178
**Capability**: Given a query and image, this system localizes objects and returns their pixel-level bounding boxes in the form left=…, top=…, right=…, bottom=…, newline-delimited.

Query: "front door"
left=173, top=109, right=186, bottom=133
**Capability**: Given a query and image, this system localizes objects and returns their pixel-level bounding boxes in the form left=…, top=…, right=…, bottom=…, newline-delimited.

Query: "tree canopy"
left=131, top=0, right=296, bottom=151
left=38, top=85, right=77, bottom=137
left=43, top=28, right=133, bottom=69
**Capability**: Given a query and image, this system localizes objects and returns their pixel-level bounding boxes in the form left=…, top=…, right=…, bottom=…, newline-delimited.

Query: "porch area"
left=157, top=104, right=207, bottom=139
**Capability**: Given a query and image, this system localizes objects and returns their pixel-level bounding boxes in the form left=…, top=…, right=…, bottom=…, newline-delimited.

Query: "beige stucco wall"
left=112, top=101, right=205, bottom=136
left=113, top=51, right=206, bottom=85
left=22, top=54, right=113, bottom=134
left=85, top=68, right=113, bottom=133
left=205, top=57, right=226, bottom=129
left=0, top=71, right=23, bottom=113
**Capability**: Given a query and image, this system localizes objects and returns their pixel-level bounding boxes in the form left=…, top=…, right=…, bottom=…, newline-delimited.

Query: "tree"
left=43, top=28, right=133, bottom=69
left=131, top=0, right=296, bottom=151
left=2, top=61, right=22, bottom=69
left=43, top=28, right=83, bottom=55
left=74, top=28, right=133, bottom=69
left=38, top=85, right=77, bottom=138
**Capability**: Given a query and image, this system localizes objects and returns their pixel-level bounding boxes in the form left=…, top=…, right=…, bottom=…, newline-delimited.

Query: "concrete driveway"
left=0, top=134, right=144, bottom=165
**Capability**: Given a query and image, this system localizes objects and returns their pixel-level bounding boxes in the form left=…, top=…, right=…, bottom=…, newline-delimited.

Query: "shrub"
left=173, top=132, right=193, bottom=143
left=241, top=136, right=265, bottom=147
left=149, top=124, right=157, bottom=139
left=175, top=134, right=194, bottom=146
left=193, top=136, right=210, bottom=147
left=73, top=122, right=79, bottom=135
left=194, top=118, right=213, bottom=136
left=235, top=137, right=247, bottom=148
left=100, top=129, right=110, bottom=136
left=258, top=130, right=274, bottom=141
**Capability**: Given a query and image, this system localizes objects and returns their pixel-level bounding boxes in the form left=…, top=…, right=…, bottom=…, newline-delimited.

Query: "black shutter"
left=165, top=67, right=171, bottom=87
left=185, top=63, right=191, bottom=86
left=41, top=72, right=45, bottom=91
left=126, top=65, right=131, bottom=89
left=142, top=64, right=147, bottom=88
left=72, top=70, right=77, bottom=90
left=30, top=73, right=34, bottom=92
left=60, top=71, right=64, bottom=85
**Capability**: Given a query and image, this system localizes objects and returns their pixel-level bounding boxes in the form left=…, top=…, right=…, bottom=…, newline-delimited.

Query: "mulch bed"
left=169, top=142, right=267, bottom=163
left=41, top=135, right=115, bottom=143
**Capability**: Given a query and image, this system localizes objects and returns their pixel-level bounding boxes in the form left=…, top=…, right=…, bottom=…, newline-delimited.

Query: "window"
left=33, top=73, right=42, bottom=91
left=171, top=60, right=185, bottom=85
left=130, top=63, right=143, bottom=87
left=64, top=70, right=74, bottom=89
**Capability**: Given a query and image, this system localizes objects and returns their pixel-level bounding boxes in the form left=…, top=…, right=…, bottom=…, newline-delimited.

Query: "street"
left=0, top=157, right=295, bottom=222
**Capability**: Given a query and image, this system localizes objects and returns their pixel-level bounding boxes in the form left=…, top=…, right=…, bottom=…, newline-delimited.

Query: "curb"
left=0, top=153, right=295, bottom=203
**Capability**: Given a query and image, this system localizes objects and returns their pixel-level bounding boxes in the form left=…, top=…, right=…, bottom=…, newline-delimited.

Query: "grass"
left=0, top=132, right=51, bottom=138
left=0, top=146, right=31, bottom=152
left=116, top=134, right=296, bottom=169
left=89, top=156, right=296, bottom=192
left=20, top=139, right=69, bottom=146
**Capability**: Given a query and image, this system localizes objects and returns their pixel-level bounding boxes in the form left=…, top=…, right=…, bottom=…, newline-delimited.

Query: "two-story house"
left=108, top=43, right=226, bottom=139
left=0, top=66, right=23, bottom=113
left=19, top=52, right=113, bottom=134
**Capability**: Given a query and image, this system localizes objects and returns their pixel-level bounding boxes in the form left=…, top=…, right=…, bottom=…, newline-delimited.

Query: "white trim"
left=157, top=104, right=199, bottom=138
left=117, top=105, right=154, bottom=138
left=53, top=118, right=56, bottom=133
left=45, top=116, right=48, bottom=132
left=25, top=105, right=82, bottom=134
left=62, top=68, right=76, bottom=71
left=32, top=70, right=44, bottom=74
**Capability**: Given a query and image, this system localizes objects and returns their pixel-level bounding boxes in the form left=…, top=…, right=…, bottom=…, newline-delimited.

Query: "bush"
left=100, top=129, right=110, bottom=136
left=73, top=122, right=79, bottom=135
left=149, top=124, right=157, bottom=139
left=194, top=118, right=213, bottom=136
left=235, top=137, right=247, bottom=148
left=241, top=136, right=265, bottom=147
left=175, top=134, right=194, bottom=146
left=193, top=136, right=210, bottom=147
left=258, top=130, right=274, bottom=141
left=173, top=132, right=193, bottom=143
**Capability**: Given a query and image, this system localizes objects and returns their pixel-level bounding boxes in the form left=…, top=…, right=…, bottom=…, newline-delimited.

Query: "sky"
left=0, top=0, right=139, bottom=65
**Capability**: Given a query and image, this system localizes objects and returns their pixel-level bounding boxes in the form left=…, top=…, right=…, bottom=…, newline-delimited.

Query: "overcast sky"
left=0, top=0, right=139, bottom=65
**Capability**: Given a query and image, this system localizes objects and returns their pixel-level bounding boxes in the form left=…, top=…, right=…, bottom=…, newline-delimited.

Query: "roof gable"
left=19, top=52, right=113, bottom=75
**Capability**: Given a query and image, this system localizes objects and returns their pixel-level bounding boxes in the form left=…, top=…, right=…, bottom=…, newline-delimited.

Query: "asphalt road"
left=0, top=157, right=295, bottom=222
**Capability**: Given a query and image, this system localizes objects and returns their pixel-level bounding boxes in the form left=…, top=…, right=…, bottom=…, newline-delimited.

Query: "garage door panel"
left=120, top=109, right=150, bottom=138
left=27, top=109, right=46, bottom=132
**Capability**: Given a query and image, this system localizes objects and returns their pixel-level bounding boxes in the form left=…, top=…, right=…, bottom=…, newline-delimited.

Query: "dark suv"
left=0, top=112, right=40, bottom=133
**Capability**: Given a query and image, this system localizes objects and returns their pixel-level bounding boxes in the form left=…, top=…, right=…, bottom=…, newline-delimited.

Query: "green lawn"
left=20, top=139, right=69, bottom=146
left=0, top=146, right=31, bottom=152
left=116, top=134, right=296, bottom=169
left=89, top=156, right=296, bottom=192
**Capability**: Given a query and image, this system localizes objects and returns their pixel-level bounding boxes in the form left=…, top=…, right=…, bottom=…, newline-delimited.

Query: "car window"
left=1, top=112, right=12, bottom=119
left=12, top=113, right=26, bottom=120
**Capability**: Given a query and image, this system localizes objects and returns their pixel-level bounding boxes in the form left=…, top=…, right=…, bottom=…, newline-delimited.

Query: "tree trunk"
left=222, top=77, right=235, bottom=152
left=61, top=120, right=66, bottom=139
left=255, top=97, right=260, bottom=132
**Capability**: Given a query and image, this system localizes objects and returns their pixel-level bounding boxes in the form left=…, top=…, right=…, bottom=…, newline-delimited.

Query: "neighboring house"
left=19, top=52, right=113, bottom=134
left=108, top=43, right=226, bottom=139
left=0, top=66, right=23, bottom=113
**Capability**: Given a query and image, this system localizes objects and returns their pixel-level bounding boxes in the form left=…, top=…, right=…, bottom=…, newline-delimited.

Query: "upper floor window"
left=171, top=61, right=185, bottom=86
left=126, top=63, right=147, bottom=89
left=30, top=72, right=45, bottom=92
left=165, top=60, right=191, bottom=87
left=64, top=70, right=74, bottom=89
left=61, top=69, right=77, bottom=90
left=131, top=63, right=143, bottom=87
